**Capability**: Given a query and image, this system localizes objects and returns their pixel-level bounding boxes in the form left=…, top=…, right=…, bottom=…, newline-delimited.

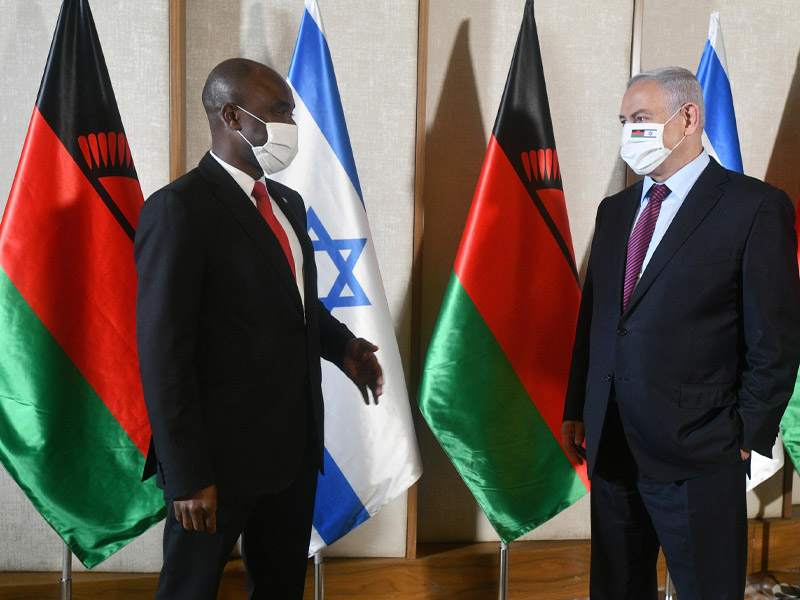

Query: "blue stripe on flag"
left=696, top=40, right=743, bottom=173
left=312, top=448, right=370, bottom=544
left=288, top=9, right=364, bottom=205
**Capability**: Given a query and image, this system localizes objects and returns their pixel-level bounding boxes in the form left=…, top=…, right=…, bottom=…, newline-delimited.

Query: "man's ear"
left=683, top=102, right=702, bottom=136
left=221, top=103, right=241, bottom=131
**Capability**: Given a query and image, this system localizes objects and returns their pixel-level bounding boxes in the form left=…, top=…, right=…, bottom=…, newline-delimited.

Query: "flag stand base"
left=498, top=542, right=509, bottom=600
left=60, top=543, right=72, bottom=600
left=314, top=552, right=324, bottom=600
left=664, top=568, right=676, bottom=600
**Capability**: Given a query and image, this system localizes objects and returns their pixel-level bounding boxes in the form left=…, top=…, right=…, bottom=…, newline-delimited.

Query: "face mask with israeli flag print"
left=619, top=105, right=686, bottom=175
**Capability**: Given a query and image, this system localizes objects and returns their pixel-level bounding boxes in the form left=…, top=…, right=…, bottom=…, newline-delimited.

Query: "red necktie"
left=252, top=181, right=296, bottom=278
left=622, top=183, right=670, bottom=310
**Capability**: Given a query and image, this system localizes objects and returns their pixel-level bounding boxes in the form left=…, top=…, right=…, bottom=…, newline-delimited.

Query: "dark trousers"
left=155, top=447, right=318, bottom=600
left=590, top=401, right=747, bottom=600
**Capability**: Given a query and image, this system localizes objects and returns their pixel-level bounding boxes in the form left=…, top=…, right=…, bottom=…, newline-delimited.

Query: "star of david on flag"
left=272, top=0, right=422, bottom=556
left=307, top=207, right=369, bottom=311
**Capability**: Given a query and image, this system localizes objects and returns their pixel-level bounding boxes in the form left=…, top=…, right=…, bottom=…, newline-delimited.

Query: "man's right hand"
left=562, top=421, right=587, bottom=465
left=173, top=483, right=217, bottom=533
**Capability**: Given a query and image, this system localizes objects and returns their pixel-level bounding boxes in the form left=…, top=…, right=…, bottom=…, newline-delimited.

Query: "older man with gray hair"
left=562, top=66, right=800, bottom=599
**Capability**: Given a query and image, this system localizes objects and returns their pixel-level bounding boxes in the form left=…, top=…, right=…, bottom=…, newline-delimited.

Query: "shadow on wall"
left=417, top=19, right=489, bottom=544
left=765, top=50, right=800, bottom=203
left=748, top=468, right=785, bottom=519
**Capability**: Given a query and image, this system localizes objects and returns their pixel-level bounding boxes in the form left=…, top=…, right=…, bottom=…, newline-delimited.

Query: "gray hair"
left=628, top=67, right=705, bottom=128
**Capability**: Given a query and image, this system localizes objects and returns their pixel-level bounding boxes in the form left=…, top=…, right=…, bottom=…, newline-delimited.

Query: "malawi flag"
left=0, top=0, right=164, bottom=568
left=418, top=0, right=588, bottom=544
left=781, top=199, right=800, bottom=473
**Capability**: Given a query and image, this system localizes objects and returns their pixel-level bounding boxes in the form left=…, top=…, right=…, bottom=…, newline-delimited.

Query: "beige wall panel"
left=641, top=0, right=800, bottom=519
left=0, top=0, right=169, bottom=571
left=185, top=0, right=418, bottom=557
left=418, top=0, right=633, bottom=543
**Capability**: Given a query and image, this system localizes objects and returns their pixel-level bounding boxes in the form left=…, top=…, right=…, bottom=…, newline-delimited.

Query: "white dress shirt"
left=210, top=151, right=305, bottom=308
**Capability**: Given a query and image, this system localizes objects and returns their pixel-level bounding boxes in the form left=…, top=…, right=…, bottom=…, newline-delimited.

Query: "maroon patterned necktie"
left=622, top=183, right=670, bottom=310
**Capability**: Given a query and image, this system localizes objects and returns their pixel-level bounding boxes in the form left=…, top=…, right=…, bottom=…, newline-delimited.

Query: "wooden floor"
left=2, top=514, right=798, bottom=599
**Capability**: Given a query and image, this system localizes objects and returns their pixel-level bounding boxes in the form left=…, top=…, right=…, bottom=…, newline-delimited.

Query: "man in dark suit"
left=135, top=58, right=383, bottom=600
left=562, top=67, right=800, bottom=600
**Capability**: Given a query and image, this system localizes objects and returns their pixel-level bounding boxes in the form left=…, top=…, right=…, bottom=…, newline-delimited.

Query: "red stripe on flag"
left=0, top=107, right=149, bottom=455
left=455, top=135, right=587, bottom=486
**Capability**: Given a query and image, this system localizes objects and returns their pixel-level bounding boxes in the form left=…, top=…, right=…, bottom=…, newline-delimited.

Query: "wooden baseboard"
left=3, top=513, right=798, bottom=600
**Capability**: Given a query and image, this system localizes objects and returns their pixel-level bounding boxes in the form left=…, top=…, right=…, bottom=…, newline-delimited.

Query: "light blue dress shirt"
left=632, top=150, right=711, bottom=274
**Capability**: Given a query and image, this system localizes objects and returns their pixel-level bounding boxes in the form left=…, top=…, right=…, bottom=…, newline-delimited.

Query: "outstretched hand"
left=342, top=338, right=383, bottom=405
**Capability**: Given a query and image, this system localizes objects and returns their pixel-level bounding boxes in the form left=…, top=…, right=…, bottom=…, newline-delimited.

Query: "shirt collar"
left=641, top=149, right=710, bottom=203
left=209, top=150, right=265, bottom=200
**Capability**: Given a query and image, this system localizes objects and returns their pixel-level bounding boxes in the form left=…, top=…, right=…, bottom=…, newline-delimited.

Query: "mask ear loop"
left=236, top=129, right=256, bottom=148
left=233, top=105, right=270, bottom=147
left=233, top=104, right=268, bottom=126
left=664, top=104, right=688, bottom=152
left=664, top=103, right=686, bottom=125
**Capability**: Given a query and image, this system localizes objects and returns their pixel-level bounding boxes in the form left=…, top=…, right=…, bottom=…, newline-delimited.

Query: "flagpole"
left=664, top=568, right=675, bottom=600
left=498, top=542, right=509, bottom=600
left=626, top=0, right=645, bottom=189
left=314, top=551, right=324, bottom=600
left=60, top=542, right=72, bottom=600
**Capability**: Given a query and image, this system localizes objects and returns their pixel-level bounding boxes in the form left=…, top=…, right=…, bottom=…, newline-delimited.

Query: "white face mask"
left=234, top=105, right=298, bottom=175
left=619, top=105, right=686, bottom=175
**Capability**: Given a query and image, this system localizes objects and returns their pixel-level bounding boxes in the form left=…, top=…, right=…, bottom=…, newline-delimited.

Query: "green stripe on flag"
left=420, top=272, right=586, bottom=543
left=0, top=267, right=164, bottom=568
left=781, top=367, right=800, bottom=473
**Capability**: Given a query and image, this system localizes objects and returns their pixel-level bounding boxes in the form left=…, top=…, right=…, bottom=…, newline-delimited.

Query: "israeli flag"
left=273, top=0, right=422, bottom=554
left=697, top=12, right=783, bottom=490
left=696, top=11, right=743, bottom=173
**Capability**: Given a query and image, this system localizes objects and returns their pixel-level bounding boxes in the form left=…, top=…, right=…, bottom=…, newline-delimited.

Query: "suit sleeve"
left=281, top=184, right=356, bottom=368
left=316, top=300, right=356, bottom=369
left=738, top=188, right=800, bottom=455
left=135, top=189, right=215, bottom=499
left=563, top=206, right=601, bottom=423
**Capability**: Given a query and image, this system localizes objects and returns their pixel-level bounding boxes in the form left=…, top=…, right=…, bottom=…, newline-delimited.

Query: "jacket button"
left=605, top=374, right=612, bottom=382
left=617, top=328, right=627, bottom=336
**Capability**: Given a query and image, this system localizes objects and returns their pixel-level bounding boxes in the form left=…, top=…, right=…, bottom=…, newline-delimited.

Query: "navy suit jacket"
left=135, top=152, right=354, bottom=499
left=564, top=157, right=800, bottom=482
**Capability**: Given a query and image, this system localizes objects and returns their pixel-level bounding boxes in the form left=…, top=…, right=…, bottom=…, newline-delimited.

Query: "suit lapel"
left=198, top=154, right=305, bottom=316
left=623, top=158, right=728, bottom=315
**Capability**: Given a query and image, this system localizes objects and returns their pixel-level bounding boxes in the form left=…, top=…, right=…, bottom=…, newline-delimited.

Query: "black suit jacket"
left=564, top=157, right=800, bottom=482
left=135, top=152, right=354, bottom=499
